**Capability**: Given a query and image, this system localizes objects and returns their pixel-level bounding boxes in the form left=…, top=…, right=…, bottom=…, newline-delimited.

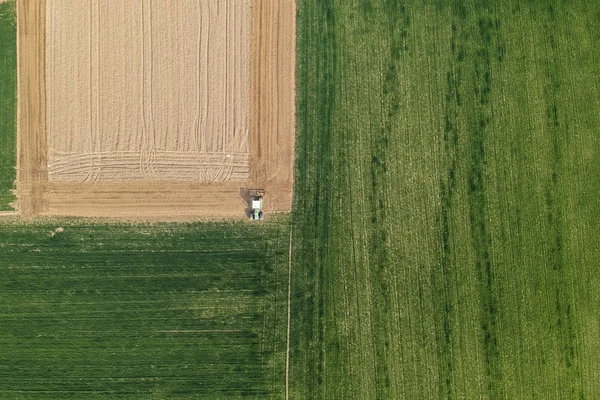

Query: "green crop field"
left=291, top=0, right=600, bottom=398
left=0, top=0, right=16, bottom=211
left=2, top=0, right=600, bottom=398
left=0, top=219, right=290, bottom=399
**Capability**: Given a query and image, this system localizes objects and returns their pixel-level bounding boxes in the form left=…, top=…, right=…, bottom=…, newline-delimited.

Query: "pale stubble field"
left=18, top=0, right=295, bottom=218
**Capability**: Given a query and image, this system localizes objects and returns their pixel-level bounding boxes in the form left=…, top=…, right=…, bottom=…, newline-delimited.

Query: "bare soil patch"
left=17, top=0, right=47, bottom=217
left=43, top=182, right=248, bottom=219
left=250, top=0, right=296, bottom=212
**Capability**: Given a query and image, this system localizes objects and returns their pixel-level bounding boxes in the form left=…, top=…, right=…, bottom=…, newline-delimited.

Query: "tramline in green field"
left=291, top=0, right=600, bottom=398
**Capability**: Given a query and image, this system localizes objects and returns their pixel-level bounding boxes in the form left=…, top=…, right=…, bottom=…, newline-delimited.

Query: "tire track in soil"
left=84, top=0, right=94, bottom=183
left=193, top=0, right=202, bottom=178
left=140, top=0, right=149, bottom=180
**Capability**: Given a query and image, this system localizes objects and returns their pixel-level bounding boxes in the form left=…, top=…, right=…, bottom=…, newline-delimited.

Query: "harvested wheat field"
left=18, top=0, right=295, bottom=218
left=47, top=0, right=251, bottom=183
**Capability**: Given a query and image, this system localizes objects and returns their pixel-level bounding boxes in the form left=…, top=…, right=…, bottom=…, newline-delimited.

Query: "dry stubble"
left=18, top=0, right=296, bottom=218
left=46, top=0, right=251, bottom=183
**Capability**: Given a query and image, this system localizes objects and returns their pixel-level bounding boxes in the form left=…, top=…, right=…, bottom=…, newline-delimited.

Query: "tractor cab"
left=248, top=189, right=265, bottom=220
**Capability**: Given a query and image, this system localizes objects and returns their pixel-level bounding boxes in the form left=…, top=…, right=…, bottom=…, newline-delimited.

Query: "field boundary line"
left=17, top=0, right=48, bottom=217
left=286, top=227, right=293, bottom=400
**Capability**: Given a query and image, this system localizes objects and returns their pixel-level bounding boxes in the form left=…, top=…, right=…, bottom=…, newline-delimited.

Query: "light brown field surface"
left=42, top=181, right=290, bottom=219
left=250, top=0, right=296, bottom=210
left=17, top=0, right=47, bottom=217
left=17, top=0, right=295, bottom=219
left=46, top=0, right=251, bottom=182
left=42, top=182, right=247, bottom=219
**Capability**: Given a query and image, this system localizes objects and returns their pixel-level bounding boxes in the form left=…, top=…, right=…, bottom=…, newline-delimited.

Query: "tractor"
left=248, top=189, right=265, bottom=220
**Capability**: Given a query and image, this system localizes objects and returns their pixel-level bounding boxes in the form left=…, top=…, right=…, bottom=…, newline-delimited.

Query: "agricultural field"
left=0, top=0, right=298, bottom=398
left=0, top=219, right=290, bottom=399
left=291, top=0, right=600, bottom=398
left=18, top=0, right=295, bottom=217
left=4, top=0, right=600, bottom=398
left=0, top=0, right=16, bottom=211
left=0, top=1, right=297, bottom=396
left=46, top=0, right=251, bottom=183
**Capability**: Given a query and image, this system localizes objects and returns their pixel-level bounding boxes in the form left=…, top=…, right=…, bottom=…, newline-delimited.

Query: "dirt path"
left=286, top=228, right=293, bottom=399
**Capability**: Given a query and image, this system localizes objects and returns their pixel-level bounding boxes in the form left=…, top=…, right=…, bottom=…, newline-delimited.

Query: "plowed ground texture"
left=0, top=219, right=290, bottom=399
left=0, top=0, right=16, bottom=210
left=291, top=0, right=600, bottom=398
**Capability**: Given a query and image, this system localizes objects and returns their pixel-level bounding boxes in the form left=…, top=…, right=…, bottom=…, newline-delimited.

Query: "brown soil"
left=17, top=0, right=296, bottom=219
left=42, top=182, right=249, bottom=219
left=250, top=0, right=296, bottom=211
left=17, top=0, right=47, bottom=217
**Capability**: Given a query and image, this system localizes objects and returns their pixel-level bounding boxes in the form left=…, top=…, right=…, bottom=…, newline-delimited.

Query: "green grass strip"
left=0, top=0, right=17, bottom=211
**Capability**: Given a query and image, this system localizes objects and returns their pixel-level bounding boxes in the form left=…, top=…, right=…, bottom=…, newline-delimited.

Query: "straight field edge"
left=16, top=0, right=47, bottom=217
left=250, top=0, right=266, bottom=187
left=250, top=0, right=296, bottom=212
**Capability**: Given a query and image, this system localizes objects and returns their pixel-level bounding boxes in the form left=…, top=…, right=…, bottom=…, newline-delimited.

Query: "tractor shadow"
left=239, top=187, right=252, bottom=218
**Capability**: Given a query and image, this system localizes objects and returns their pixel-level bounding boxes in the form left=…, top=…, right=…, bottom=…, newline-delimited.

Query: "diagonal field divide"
left=16, top=0, right=295, bottom=219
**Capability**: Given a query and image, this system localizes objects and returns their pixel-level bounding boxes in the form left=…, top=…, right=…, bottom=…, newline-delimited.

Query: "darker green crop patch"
left=0, top=220, right=291, bottom=399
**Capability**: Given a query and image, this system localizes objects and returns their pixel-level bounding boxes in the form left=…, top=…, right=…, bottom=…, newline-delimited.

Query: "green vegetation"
left=291, top=0, right=600, bottom=398
left=2, top=0, right=600, bottom=398
left=0, top=219, right=290, bottom=399
left=0, top=0, right=16, bottom=210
